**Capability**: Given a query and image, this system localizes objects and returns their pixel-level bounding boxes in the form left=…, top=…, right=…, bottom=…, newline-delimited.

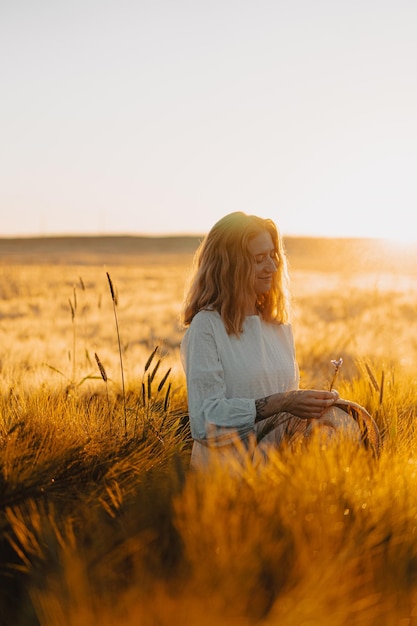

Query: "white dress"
left=180, top=310, right=304, bottom=468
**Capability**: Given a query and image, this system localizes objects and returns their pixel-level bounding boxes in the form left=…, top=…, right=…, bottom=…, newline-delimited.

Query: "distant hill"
left=0, top=234, right=201, bottom=257
left=0, top=234, right=416, bottom=274
left=0, top=235, right=201, bottom=266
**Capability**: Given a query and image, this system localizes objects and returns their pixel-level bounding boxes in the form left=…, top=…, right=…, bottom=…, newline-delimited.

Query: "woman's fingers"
left=287, top=389, right=338, bottom=419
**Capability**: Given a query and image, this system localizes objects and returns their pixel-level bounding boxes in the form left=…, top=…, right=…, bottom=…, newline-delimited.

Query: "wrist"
left=255, top=397, right=269, bottom=422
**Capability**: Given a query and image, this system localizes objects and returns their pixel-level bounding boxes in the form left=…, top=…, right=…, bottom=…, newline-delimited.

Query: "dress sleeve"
left=181, top=313, right=256, bottom=446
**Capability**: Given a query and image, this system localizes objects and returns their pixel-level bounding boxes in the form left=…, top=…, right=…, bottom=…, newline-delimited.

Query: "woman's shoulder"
left=181, top=310, right=224, bottom=357
left=189, top=309, right=223, bottom=332
left=188, top=309, right=225, bottom=336
left=260, top=319, right=295, bottom=339
left=260, top=317, right=293, bottom=330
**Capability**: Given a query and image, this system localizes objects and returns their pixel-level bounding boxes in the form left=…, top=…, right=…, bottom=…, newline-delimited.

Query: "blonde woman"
left=181, top=212, right=379, bottom=470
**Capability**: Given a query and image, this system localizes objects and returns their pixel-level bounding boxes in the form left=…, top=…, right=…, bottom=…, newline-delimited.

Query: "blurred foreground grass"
left=0, top=236, right=417, bottom=625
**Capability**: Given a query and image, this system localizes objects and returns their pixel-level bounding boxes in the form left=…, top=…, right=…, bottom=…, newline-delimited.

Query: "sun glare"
left=370, top=219, right=417, bottom=251
left=383, top=233, right=417, bottom=250
left=377, top=234, right=417, bottom=271
left=386, top=229, right=417, bottom=243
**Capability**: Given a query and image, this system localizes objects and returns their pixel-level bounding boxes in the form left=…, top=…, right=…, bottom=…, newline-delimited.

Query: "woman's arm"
left=181, top=312, right=256, bottom=444
left=255, top=389, right=339, bottom=422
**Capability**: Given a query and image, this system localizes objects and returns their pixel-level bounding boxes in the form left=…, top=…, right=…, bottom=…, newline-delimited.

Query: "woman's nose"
left=268, top=256, right=278, bottom=271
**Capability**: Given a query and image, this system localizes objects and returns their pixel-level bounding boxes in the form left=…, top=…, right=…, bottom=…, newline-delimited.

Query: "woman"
left=181, top=212, right=378, bottom=470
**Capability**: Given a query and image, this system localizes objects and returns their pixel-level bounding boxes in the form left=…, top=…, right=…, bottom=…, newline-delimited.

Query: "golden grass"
left=1, top=235, right=417, bottom=625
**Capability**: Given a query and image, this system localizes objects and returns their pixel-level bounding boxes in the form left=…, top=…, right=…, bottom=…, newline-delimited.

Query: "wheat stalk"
left=68, top=285, right=77, bottom=384
left=94, top=352, right=111, bottom=428
left=106, top=272, right=127, bottom=436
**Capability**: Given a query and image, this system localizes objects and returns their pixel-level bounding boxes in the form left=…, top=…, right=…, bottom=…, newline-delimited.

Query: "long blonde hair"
left=182, top=212, right=291, bottom=335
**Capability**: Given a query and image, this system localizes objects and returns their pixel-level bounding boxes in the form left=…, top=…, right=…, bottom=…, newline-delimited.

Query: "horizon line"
left=0, top=231, right=395, bottom=242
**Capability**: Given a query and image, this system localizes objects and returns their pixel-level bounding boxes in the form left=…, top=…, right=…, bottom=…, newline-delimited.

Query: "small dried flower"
left=329, top=357, right=343, bottom=391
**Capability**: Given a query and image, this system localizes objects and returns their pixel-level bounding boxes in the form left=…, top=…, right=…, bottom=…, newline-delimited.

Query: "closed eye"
left=254, top=251, right=278, bottom=264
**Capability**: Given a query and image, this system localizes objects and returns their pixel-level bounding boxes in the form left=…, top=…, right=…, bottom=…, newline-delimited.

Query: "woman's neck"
left=245, top=301, right=258, bottom=316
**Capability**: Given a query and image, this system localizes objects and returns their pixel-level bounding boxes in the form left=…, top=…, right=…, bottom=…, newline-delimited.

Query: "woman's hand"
left=280, top=389, right=339, bottom=419
left=255, top=389, right=339, bottom=422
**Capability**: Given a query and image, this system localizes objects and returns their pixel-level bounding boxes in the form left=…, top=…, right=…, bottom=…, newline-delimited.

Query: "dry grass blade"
left=163, top=383, right=171, bottom=413
left=85, top=348, right=92, bottom=366
left=365, top=363, right=380, bottom=392
left=379, top=370, right=385, bottom=405
left=149, top=359, right=161, bottom=384
left=68, top=298, right=75, bottom=321
left=94, top=353, right=108, bottom=383
left=158, top=368, right=171, bottom=393
left=144, top=346, right=159, bottom=373
left=147, top=374, right=152, bottom=401
left=44, top=363, right=68, bottom=379
left=105, top=271, right=126, bottom=434
left=106, top=271, right=117, bottom=305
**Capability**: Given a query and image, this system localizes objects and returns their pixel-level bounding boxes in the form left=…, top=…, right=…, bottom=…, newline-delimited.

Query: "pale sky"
left=1, top=0, right=416, bottom=239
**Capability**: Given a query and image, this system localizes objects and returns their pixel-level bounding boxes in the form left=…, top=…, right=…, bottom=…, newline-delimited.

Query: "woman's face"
left=248, top=230, right=278, bottom=295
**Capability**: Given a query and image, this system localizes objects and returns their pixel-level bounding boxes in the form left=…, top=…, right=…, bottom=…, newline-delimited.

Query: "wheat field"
left=1, top=235, right=417, bottom=626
